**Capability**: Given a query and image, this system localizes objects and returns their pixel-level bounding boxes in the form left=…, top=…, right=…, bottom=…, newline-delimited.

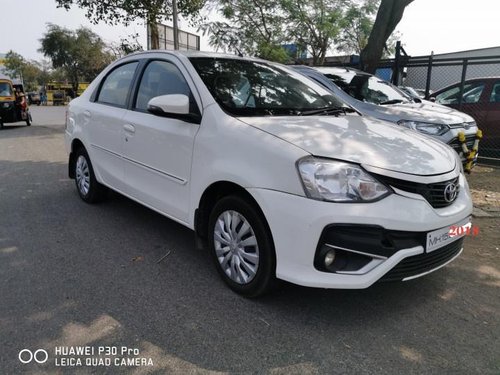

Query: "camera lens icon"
left=19, top=349, right=49, bottom=364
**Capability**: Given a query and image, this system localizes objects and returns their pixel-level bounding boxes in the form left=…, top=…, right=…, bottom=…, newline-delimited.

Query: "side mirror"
left=147, top=94, right=201, bottom=124
left=429, top=97, right=436, bottom=102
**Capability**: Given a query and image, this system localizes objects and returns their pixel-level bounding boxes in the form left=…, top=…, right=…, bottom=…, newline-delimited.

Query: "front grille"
left=374, top=174, right=460, bottom=209
left=380, top=238, right=463, bottom=282
left=448, top=135, right=476, bottom=154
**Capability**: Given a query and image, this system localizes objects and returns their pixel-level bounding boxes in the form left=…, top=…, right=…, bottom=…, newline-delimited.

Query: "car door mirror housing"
left=147, top=94, right=201, bottom=124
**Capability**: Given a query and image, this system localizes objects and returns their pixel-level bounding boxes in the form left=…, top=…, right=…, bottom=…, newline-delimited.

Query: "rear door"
left=483, top=80, right=500, bottom=158
left=85, top=61, right=139, bottom=192
left=121, top=58, right=201, bottom=223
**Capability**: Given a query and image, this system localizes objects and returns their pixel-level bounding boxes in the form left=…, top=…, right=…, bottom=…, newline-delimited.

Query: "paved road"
left=1, top=107, right=499, bottom=374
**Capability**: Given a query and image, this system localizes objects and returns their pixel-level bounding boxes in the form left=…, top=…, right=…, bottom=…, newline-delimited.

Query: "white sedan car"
left=65, top=51, right=472, bottom=296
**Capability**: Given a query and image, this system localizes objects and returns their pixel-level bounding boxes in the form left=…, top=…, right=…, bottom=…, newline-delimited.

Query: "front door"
left=122, top=59, right=200, bottom=223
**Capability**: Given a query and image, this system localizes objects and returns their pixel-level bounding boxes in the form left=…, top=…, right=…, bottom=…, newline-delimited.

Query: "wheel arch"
left=194, top=181, right=273, bottom=245
left=68, top=138, right=86, bottom=179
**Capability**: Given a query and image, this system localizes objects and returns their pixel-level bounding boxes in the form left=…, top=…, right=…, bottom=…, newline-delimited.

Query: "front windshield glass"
left=0, top=82, right=13, bottom=97
left=189, top=57, right=346, bottom=116
left=318, top=69, right=411, bottom=105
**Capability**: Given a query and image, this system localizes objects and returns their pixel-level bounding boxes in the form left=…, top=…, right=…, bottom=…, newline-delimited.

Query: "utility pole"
left=172, top=0, right=179, bottom=50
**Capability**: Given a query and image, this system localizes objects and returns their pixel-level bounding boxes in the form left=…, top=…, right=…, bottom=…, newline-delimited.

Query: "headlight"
left=297, top=157, right=391, bottom=202
left=398, top=120, right=449, bottom=136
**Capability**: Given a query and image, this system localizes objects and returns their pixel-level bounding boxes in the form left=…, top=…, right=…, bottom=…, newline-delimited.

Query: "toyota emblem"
left=444, top=182, right=459, bottom=203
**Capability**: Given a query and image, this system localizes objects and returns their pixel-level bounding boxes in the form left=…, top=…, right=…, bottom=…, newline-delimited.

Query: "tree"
left=109, top=33, right=144, bottom=58
left=3, top=51, right=26, bottom=80
left=202, top=0, right=347, bottom=64
left=283, top=0, right=346, bottom=65
left=4, top=51, right=44, bottom=91
left=360, top=0, right=414, bottom=73
left=335, top=0, right=378, bottom=55
left=55, top=0, right=205, bottom=49
left=39, top=24, right=113, bottom=94
left=200, top=0, right=289, bottom=62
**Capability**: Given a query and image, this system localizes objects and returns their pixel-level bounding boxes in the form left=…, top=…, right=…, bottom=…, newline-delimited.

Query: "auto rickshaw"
left=0, top=77, right=32, bottom=129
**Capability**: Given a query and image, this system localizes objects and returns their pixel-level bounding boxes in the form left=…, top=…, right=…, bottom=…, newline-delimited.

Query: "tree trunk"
left=148, top=13, right=160, bottom=50
left=360, top=0, right=414, bottom=73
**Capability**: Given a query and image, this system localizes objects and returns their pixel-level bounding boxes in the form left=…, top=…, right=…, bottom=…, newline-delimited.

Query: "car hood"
left=238, top=114, right=457, bottom=176
left=371, top=101, right=474, bottom=124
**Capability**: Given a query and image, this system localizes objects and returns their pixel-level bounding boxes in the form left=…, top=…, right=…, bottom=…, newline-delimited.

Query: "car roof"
left=127, top=50, right=266, bottom=62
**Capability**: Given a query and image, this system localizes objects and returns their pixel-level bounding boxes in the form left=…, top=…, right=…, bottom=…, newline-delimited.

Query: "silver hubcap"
left=75, top=155, right=90, bottom=196
left=214, top=210, right=259, bottom=284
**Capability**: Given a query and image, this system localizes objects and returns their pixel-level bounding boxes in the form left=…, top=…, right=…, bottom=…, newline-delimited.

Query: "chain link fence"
left=399, top=55, right=500, bottom=163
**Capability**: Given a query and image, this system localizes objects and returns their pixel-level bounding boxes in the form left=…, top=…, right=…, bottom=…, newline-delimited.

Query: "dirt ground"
left=469, top=165, right=500, bottom=214
left=463, top=164, right=500, bottom=288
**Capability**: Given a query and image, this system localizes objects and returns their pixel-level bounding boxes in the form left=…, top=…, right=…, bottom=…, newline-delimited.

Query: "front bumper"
left=247, top=175, right=472, bottom=289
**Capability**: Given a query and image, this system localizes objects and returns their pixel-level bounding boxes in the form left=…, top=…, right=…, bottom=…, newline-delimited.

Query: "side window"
left=436, top=82, right=484, bottom=104
left=135, top=60, right=191, bottom=111
left=97, top=62, right=138, bottom=107
left=490, top=82, right=500, bottom=103
left=463, top=83, right=484, bottom=103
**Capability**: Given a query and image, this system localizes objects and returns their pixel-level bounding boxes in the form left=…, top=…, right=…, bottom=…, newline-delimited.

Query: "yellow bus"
left=45, top=82, right=89, bottom=105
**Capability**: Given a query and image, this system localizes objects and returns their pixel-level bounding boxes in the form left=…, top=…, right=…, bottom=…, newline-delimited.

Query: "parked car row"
left=65, top=51, right=473, bottom=296
left=292, top=65, right=481, bottom=170
left=430, top=77, right=500, bottom=160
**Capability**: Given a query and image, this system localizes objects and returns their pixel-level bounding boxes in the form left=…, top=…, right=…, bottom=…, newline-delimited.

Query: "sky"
left=1, top=0, right=500, bottom=61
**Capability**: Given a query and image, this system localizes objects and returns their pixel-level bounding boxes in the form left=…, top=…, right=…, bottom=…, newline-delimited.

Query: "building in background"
left=147, top=23, right=200, bottom=51
left=403, top=46, right=500, bottom=91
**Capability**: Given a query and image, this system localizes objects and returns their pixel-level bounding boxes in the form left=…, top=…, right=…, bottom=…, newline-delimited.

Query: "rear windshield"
left=318, top=69, right=411, bottom=105
left=0, top=82, right=13, bottom=97
left=189, top=57, right=346, bottom=116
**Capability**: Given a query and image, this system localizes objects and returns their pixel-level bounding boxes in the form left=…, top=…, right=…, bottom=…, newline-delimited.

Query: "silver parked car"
left=293, top=66, right=480, bottom=164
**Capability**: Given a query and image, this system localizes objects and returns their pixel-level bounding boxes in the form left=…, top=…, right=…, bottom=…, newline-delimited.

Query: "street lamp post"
left=172, top=0, right=179, bottom=50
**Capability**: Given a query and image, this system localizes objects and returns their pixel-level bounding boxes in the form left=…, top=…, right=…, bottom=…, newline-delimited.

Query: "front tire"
left=26, top=113, right=32, bottom=126
left=208, top=195, right=276, bottom=297
left=74, top=147, right=108, bottom=203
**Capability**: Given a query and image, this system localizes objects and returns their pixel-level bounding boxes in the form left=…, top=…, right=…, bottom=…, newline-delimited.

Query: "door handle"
left=123, top=124, right=135, bottom=134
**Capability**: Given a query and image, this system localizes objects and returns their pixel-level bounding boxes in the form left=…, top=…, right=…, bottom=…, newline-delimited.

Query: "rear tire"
left=208, top=195, right=276, bottom=297
left=73, top=147, right=108, bottom=203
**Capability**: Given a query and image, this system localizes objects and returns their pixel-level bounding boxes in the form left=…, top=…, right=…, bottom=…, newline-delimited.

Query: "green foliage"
left=281, top=0, right=347, bottom=64
left=201, top=0, right=391, bottom=65
left=39, top=24, right=113, bottom=92
left=336, top=0, right=379, bottom=54
left=200, top=0, right=289, bottom=62
left=4, top=51, right=44, bottom=91
left=55, top=0, right=206, bottom=48
left=201, top=0, right=405, bottom=65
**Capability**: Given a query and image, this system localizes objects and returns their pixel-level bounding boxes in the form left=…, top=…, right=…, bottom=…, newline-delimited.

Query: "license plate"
left=426, top=217, right=471, bottom=253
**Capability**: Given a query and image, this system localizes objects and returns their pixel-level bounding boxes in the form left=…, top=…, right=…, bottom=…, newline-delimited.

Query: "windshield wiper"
left=299, top=106, right=354, bottom=116
left=379, top=99, right=405, bottom=105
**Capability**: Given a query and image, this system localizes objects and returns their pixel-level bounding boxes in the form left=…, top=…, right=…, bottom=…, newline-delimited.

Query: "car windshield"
left=189, top=57, right=347, bottom=116
left=400, top=86, right=421, bottom=99
left=318, top=69, right=411, bottom=105
left=0, top=82, right=13, bottom=97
